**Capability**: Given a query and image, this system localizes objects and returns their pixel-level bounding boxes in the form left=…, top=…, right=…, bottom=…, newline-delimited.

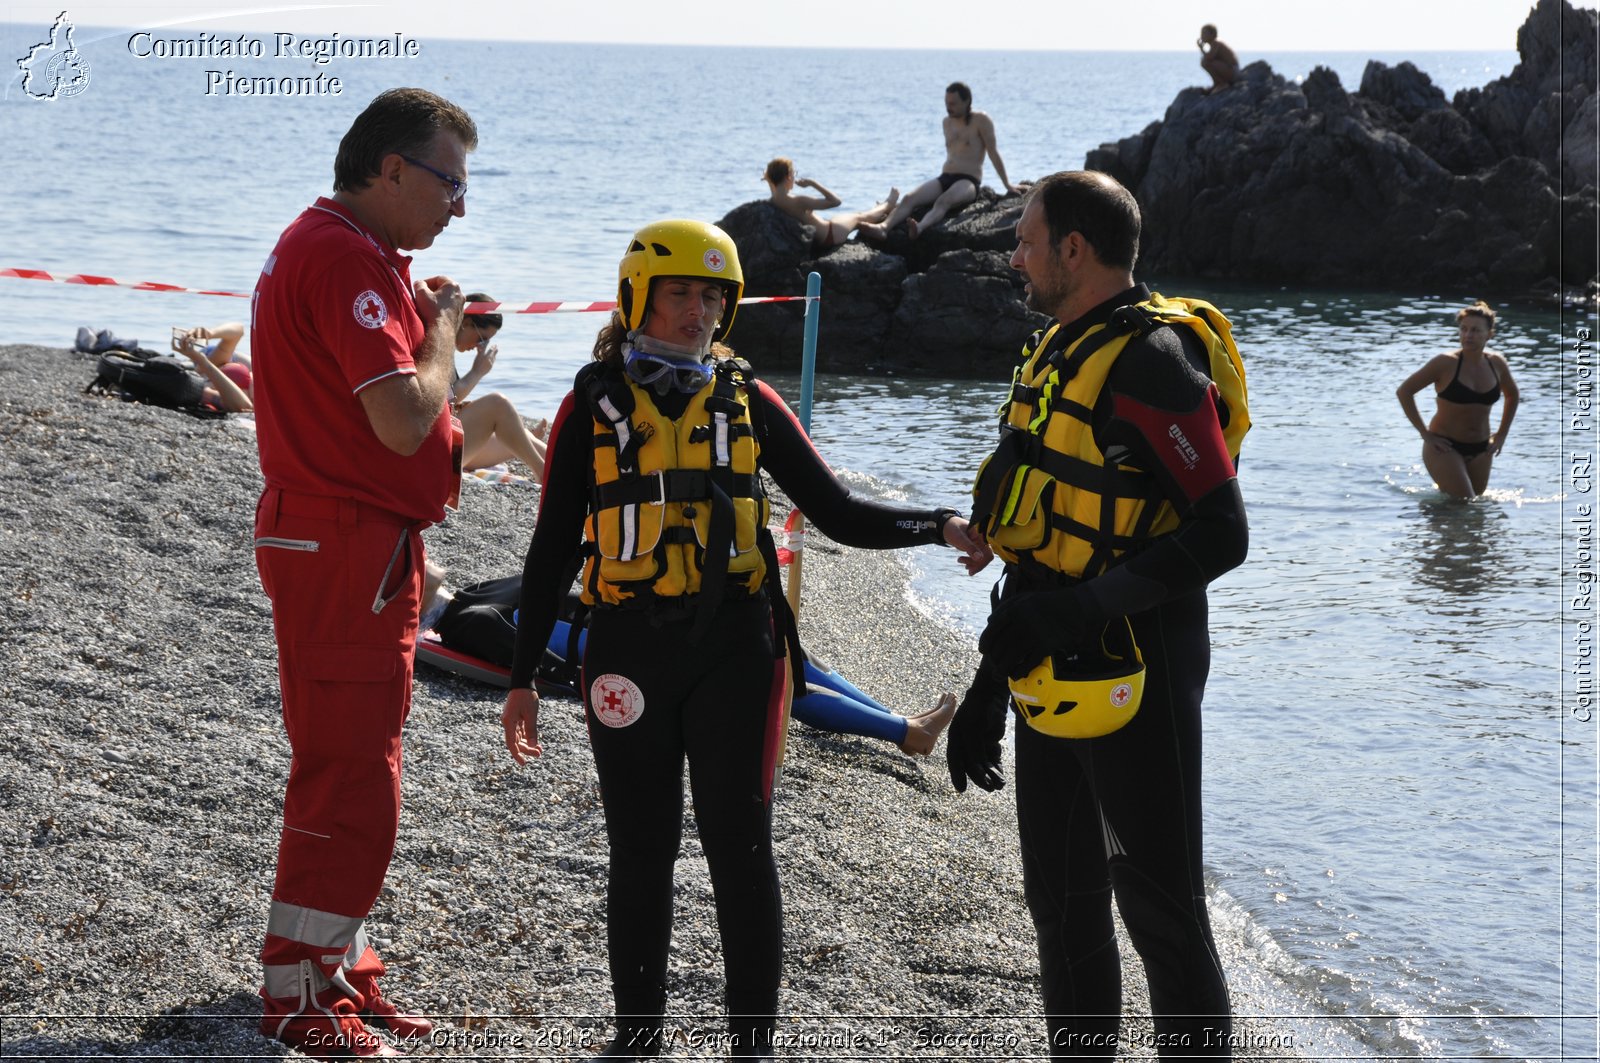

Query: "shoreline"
left=0, top=343, right=1313, bottom=1059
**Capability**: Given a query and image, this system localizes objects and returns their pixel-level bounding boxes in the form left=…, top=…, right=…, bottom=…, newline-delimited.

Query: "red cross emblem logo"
left=590, top=673, right=644, bottom=728
left=352, top=289, right=388, bottom=329
left=703, top=248, right=726, bottom=273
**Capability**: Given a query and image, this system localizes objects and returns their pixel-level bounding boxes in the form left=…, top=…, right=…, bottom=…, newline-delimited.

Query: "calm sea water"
left=4, top=27, right=1595, bottom=1062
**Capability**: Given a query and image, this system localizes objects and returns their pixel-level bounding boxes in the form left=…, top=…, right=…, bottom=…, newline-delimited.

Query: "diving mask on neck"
left=623, top=330, right=715, bottom=394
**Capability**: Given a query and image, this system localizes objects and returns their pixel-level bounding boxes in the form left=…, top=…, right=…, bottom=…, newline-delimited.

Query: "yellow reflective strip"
left=999, top=364, right=1020, bottom=422
left=1029, top=372, right=1056, bottom=433
left=999, top=464, right=1033, bottom=523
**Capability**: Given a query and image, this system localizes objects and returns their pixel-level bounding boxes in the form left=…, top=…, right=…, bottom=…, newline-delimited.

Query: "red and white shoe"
left=357, top=982, right=434, bottom=1040
left=261, top=973, right=399, bottom=1058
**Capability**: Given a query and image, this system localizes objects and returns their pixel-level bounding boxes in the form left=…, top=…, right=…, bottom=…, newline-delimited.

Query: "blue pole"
left=799, top=271, right=821, bottom=433
left=785, top=272, right=822, bottom=625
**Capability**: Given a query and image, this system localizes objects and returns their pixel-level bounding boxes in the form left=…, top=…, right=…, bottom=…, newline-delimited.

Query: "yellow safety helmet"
left=1008, top=617, right=1144, bottom=739
left=617, top=219, right=745, bottom=342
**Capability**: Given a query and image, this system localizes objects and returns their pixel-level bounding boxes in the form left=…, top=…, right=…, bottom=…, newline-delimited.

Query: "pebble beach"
left=0, top=343, right=1308, bottom=1060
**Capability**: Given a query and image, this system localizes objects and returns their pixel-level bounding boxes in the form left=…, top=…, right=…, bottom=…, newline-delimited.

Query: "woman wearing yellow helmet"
left=499, top=220, right=990, bottom=1060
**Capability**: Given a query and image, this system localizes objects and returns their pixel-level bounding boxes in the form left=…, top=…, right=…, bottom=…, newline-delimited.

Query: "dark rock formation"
left=718, top=0, right=1595, bottom=377
left=718, top=192, right=1045, bottom=375
left=1087, top=0, right=1596, bottom=296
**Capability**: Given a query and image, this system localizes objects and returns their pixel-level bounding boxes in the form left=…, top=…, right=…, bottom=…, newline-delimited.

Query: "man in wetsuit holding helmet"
left=948, top=170, right=1250, bottom=1059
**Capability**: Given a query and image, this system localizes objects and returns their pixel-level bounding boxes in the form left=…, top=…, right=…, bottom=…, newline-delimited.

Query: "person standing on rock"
left=500, top=219, right=989, bottom=1061
left=249, top=86, right=477, bottom=1059
left=947, top=170, right=1250, bottom=1059
left=857, top=81, right=1022, bottom=241
left=1395, top=300, right=1520, bottom=499
left=1197, top=24, right=1240, bottom=92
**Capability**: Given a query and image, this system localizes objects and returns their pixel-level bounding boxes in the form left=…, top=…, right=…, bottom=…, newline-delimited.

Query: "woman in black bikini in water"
left=1397, top=301, right=1521, bottom=499
left=763, top=157, right=898, bottom=251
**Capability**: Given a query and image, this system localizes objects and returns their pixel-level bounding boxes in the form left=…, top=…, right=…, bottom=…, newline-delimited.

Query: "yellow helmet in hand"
left=1008, top=617, right=1144, bottom=739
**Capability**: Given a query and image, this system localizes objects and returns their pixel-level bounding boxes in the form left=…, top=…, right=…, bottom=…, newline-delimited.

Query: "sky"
left=1, top=0, right=1551, bottom=52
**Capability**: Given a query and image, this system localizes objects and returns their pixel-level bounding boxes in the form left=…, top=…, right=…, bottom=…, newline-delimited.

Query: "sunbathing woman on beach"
left=764, top=157, right=898, bottom=252
left=175, top=322, right=247, bottom=368
left=172, top=324, right=253, bottom=413
left=452, top=295, right=547, bottom=477
left=1396, top=301, right=1520, bottom=499
left=420, top=301, right=551, bottom=635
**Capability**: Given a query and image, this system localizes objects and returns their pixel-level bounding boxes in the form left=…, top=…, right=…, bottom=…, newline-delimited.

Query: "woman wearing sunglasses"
left=499, top=220, right=989, bottom=1060
left=449, top=295, right=548, bottom=478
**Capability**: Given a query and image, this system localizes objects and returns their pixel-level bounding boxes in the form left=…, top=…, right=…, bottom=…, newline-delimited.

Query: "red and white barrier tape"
left=1, top=267, right=249, bottom=298
left=459, top=296, right=813, bottom=315
left=0, top=267, right=815, bottom=314
left=773, top=507, right=806, bottom=567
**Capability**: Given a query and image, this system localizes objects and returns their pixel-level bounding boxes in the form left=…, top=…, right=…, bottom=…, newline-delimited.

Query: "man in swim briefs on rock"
left=858, top=81, right=1022, bottom=241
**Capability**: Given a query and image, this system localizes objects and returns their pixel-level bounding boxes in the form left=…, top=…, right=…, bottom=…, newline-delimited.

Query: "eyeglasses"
left=624, top=350, right=714, bottom=393
left=470, top=322, right=495, bottom=353
left=400, top=154, right=467, bottom=202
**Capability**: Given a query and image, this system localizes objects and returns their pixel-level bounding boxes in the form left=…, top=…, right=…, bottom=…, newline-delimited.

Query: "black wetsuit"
left=509, top=363, right=952, bottom=1056
left=997, top=285, right=1249, bottom=1060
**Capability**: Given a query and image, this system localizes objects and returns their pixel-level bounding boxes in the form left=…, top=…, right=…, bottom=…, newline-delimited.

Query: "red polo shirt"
left=252, top=197, right=453, bottom=523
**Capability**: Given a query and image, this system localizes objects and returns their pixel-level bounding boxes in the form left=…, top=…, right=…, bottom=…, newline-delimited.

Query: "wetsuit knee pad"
left=1023, top=871, right=1114, bottom=934
left=1108, top=860, right=1211, bottom=961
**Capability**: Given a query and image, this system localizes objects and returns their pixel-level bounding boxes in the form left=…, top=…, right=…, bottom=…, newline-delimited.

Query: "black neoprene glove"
left=946, top=659, right=1010, bottom=794
left=976, top=585, right=1099, bottom=680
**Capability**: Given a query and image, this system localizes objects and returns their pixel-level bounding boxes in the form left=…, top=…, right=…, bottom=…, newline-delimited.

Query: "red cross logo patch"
left=703, top=248, right=726, bottom=273
left=589, top=673, right=645, bottom=728
left=353, top=290, right=388, bottom=330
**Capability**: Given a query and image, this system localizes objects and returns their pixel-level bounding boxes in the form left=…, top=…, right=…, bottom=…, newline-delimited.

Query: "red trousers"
left=253, top=487, right=423, bottom=998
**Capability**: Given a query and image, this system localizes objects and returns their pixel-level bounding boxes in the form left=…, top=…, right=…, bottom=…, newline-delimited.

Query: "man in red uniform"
left=250, top=87, right=477, bottom=1058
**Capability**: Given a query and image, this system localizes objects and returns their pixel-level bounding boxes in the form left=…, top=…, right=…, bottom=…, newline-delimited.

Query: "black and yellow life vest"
left=580, top=358, right=771, bottom=611
left=972, top=294, right=1250, bottom=582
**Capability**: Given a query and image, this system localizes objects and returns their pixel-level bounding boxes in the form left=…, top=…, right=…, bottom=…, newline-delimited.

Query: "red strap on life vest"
left=1109, top=383, right=1235, bottom=505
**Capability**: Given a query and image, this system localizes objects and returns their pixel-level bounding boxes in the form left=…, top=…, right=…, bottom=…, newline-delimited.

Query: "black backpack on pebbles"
left=85, top=349, right=227, bottom=419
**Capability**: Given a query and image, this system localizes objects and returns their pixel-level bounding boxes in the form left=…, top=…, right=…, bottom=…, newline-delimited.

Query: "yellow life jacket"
left=972, top=293, right=1249, bottom=582
left=581, top=358, right=770, bottom=610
